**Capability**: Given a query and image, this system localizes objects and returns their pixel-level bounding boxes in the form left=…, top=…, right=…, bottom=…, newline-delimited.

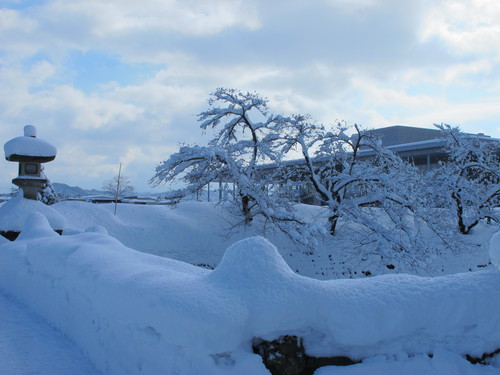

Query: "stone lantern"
left=4, top=125, right=57, bottom=200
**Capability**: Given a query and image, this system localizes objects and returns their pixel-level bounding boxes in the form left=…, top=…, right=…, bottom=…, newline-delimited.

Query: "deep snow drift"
left=0, top=193, right=66, bottom=232
left=0, top=291, right=102, bottom=375
left=52, top=201, right=497, bottom=279
left=0, top=206, right=499, bottom=375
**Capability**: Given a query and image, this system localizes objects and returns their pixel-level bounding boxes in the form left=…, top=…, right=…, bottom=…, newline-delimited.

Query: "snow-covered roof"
left=357, top=137, right=448, bottom=157
left=4, top=125, right=57, bottom=161
left=83, top=195, right=117, bottom=202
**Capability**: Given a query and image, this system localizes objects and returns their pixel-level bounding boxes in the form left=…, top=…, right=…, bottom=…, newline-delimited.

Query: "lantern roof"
left=4, top=125, right=57, bottom=162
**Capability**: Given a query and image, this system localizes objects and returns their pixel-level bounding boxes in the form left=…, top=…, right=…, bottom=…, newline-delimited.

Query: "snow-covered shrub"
left=39, top=180, right=58, bottom=205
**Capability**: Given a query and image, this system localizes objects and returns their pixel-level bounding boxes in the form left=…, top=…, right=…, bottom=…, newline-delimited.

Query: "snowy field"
left=52, top=200, right=497, bottom=279
left=0, top=292, right=102, bottom=375
left=0, top=199, right=499, bottom=374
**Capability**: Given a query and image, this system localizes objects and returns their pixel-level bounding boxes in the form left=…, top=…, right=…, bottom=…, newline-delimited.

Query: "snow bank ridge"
left=0, top=194, right=66, bottom=232
left=0, top=217, right=499, bottom=375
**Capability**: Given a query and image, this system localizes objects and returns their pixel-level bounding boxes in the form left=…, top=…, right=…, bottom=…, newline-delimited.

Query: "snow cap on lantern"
left=5, top=125, right=56, bottom=161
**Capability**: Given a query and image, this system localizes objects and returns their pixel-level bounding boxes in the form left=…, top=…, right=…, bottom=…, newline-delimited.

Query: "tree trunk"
left=328, top=194, right=342, bottom=236
left=453, top=191, right=476, bottom=235
left=242, top=195, right=253, bottom=223
left=328, top=215, right=339, bottom=236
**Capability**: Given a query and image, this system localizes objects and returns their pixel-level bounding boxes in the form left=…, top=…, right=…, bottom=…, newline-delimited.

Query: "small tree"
left=39, top=180, right=58, bottom=205
left=430, top=124, right=499, bottom=234
left=102, top=175, right=134, bottom=198
left=38, top=166, right=58, bottom=205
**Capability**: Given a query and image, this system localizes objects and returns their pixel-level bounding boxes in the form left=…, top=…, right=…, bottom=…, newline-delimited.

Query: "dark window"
left=24, top=163, right=38, bottom=175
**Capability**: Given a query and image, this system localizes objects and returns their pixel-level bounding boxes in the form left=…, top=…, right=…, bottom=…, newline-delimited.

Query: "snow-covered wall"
left=0, top=213, right=499, bottom=375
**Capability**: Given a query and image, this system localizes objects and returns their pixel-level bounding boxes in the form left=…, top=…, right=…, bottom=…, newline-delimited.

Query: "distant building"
left=359, top=125, right=497, bottom=172
left=363, top=125, right=442, bottom=146
left=358, top=125, right=446, bottom=172
left=258, top=125, right=499, bottom=204
left=83, top=195, right=120, bottom=204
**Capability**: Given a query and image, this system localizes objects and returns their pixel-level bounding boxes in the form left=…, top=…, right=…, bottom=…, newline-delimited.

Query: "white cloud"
left=47, top=86, right=144, bottom=130
left=0, top=8, right=40, bottom=61
left=0, top=8, right=24, bottom=29
left=33, top=0, right=259, bottom=42
left=0, top=0, right=261, bottom=65
left=92, top=0, right=261, bottom=36
left=421, top=0, right=500, bottom=57
left=442, top=59, right=493, bottom=84
left=1, top=0, right=500, bottom=193
left=345, top=77, right=500, bottom=133
left=53, top=144, right=113, bottom=178
left=27, top=60, right=58, bottom=85
left=395, top=60, right=496, bottom=89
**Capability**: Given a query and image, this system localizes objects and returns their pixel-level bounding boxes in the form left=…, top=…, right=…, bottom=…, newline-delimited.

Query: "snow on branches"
left=272, top=116, right=446, bottom=260
left=151, top=88, right=318, bottom=246
left=430, top=124, right=499, bottom=234
left=151, top=89, right=499, bottom=262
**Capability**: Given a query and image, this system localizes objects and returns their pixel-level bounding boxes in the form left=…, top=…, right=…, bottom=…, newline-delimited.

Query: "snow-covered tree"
left=153, top=89, right=497, bottom=256
left=275, top=117, right=414, bottom=234
left=37, top=166, right=58, bottom=205
left=429, top=124, right=499, bottom=234
left=271, top=116, right=451, bottom=260
left=39, top=180, right=58, bottom=205
left=151, top=88, right=317, bottom=245
left=198, top=88, right=281, bottom=221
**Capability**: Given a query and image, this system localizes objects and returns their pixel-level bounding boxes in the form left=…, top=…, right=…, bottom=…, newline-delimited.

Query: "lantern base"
left=12, top=177, right=47, bottom=200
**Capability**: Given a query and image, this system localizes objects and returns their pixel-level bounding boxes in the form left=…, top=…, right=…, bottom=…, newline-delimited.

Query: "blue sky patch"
left=65, top=50, right=161, bottom=93
left=2, top=0, right=47, bottom=10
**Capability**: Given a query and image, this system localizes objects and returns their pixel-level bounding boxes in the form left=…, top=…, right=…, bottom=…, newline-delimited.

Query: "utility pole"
left=114, top=163, right=122, bottom=216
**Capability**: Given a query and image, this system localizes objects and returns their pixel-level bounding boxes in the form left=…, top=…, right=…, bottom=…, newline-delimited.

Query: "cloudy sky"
left=1, top=0, right=499, bottom=193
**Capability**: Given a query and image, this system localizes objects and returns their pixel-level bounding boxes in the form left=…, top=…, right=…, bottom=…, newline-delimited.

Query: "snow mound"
left=17, top=212, right=59, bottom=240
left=0, top=231, right=499, bottom=374
left=211, top=236, right=295, bottom=283
left=489, top=230, right=500, bottom=269
left=0, top=194, right=66, bottom=232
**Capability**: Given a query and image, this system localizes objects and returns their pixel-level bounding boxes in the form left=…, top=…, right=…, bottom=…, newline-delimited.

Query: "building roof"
left=365, top=125, right=442, bottom=146
left=254, top=125, right=499, bottom=174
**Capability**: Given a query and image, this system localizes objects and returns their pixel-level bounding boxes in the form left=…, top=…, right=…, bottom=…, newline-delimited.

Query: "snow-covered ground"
left=0, top=199, right=499, bottom=374
left=52, top=200, right=497, bottom=279
left=0, top=291, right=103, bottom=375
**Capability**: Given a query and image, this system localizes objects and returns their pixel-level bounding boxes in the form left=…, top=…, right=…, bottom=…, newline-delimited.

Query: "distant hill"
left=52, top=183, right=166, bottom=199
left=53, top=183, right=107, bottom=198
